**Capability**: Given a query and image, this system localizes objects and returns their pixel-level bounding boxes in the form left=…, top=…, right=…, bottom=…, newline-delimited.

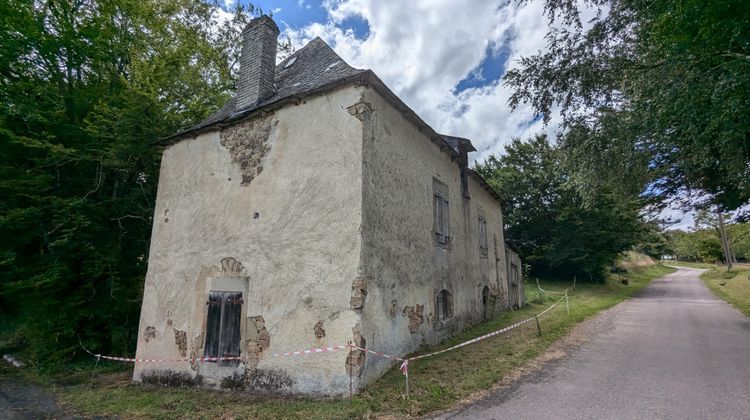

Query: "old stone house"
left=134, top=16, right=525, bottom=396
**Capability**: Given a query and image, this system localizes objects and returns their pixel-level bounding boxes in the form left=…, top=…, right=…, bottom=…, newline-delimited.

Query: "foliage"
left=0, top=0, right=262, bottom=368
left=633, top=223, right=672, bottom=260
left=475, top=135, right=644, bottom=280
left=667, top=222, right=750, bottom=263
left=505, top=0, right=750, bottom=211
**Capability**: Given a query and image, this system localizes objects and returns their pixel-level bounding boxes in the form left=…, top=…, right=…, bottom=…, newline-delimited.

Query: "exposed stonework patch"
left=402, top=304, right=424, bottom=333
left=219, top=115, right=274, bottom=186
left=346, top=101, right=373, bottom=121
left=144, top=326, right=156, bottom=342
left=246, top=316, right=270, bottom=368
left=346, top=324, right=366, bottom=376
left=174, top=329, right=187, bottom=357
left=303, top=296, right=313, bottom=308
left=220, top=256, right=243, bottom=274
left=189, top=332, right=203, bottom=371
left=314, top=320, right=326, bottom=338
left=350, top=276, right=370, bottom=311
left=389, top=299, right=398, bottom=319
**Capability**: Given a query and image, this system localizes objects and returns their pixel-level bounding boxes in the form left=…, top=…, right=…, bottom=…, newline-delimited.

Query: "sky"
left=221, top=0, right=564, bottom=161
left=220, top=0, right=703, bottom=230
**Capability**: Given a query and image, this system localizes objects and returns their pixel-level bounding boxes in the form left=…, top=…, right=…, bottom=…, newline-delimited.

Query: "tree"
left=634, top=223, right=672, bottom=260
left=475, top=135, right=643, bottom=280
left=0, top=0, right=262, bottom=367
left=505, top=0, right=750, bottom=211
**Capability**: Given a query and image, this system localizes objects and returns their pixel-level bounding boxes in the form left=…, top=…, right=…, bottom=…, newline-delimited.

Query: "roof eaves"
left=360, top=71, right=459, bottom=160
left=156, top=70, right=370, bottom=146
left=466, top=168, right=506, bottom=206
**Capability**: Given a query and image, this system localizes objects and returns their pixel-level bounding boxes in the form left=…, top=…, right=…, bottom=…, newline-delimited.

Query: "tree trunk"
left=716, top=210, right=733, bottom=270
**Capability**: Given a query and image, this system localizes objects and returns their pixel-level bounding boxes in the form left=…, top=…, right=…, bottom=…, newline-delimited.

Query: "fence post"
left=404, top=361, right=410, bottom=399
left=565, top=292, right=570, bottom=315
left=535, top=316, right=542, bottom=336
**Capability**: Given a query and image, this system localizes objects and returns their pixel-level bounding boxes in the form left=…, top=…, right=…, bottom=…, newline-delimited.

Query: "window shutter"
left=204, top=291, right=223, bottom=358
left=434, top=193, right=444, bottom=242
left=442, top=198, right=450, bottom=242
left=479, top=217, right=488, bottom=254
left=219, top=292, right=243, bottom=366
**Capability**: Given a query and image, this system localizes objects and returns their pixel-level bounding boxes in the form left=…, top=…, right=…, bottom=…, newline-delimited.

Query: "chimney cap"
left=243, top=15, right=280, bottom=34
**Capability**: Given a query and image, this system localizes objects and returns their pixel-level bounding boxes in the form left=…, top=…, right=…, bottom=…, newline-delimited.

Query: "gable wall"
left=134, top=86, right=366, bottom=396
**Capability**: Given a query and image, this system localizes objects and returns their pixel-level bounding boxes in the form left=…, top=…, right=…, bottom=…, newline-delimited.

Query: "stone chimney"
left=237, top=16, right=279, bottom=110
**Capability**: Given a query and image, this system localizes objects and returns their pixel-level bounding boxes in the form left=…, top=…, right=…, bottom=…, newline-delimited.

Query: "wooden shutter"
left=219, top=292, right=242, bottom=366
left=434, top=193, right=444, bottom=243
left=442, top=197, right=449, bottom=243
left=479, top=217, right=487, bottom=255
left=204, top=291, right=222, bottom=358
left=437, top=291, right=445, bottom=319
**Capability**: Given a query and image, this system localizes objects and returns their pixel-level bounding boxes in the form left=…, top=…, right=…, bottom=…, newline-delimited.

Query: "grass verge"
left=700, top=265, right=750, bottom=317
left=664, top=260, right=717, bottom=269
left=54, top=265, right=674, bottom=419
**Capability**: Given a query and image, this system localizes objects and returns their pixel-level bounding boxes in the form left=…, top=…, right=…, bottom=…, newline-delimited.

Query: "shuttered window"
left=478, top=216, right=488, bottom=258
left=204, top=291, right=243, bottom=366
left=434, top=192, right=450, bottom=246
left=437, top=289, right=453, bottom=320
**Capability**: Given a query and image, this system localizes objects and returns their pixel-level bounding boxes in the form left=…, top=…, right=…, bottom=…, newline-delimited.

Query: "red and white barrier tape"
left=80, top=341, right=349, bottom=364
left=269, top=345, right=349, bottom=358
left=80, top=294, right=568, bottom=379
left=351, top=294, right=568, bottom=375
left=348, top=345, right=406, bottom=361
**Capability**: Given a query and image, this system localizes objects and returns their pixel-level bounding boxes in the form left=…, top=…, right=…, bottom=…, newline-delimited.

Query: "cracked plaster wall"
left=133, top=86, right=365, bottom=396
left=355, top=86, right=511, bottom=388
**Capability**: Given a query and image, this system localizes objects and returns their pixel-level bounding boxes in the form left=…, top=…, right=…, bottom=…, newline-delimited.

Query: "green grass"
left=700, top=265, right=750, bottom=317
left=664, top=260, right=717, bottom=269
left=54, top=265, right=674, bottom=419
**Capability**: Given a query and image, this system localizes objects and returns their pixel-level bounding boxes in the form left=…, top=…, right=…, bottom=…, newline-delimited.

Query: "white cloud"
left=284, top=0, right=597, bottom=162
left=660, top=206, right=696, bottom=231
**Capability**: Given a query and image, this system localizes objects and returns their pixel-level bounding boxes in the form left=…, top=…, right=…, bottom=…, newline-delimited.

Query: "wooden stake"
left=405, top=366, right=410, bottom=399
left=535, top=316, right=542, bottom=336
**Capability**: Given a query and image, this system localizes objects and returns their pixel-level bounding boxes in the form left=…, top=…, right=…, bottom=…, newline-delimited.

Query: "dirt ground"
left=0, top=365, right=74, bottom=419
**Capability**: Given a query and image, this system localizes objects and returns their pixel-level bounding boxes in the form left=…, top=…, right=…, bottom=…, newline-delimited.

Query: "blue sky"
left=224, top=0, right=549, bottom=135
left=222, top=1, right=700, bottom=229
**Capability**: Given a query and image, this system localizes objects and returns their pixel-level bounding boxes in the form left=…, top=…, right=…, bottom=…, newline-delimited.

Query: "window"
left=204, top=291, right=243, bottom=366
left=434, top=193, right=450, bottom=245
left=478, top=216, right=488, bottom=258
left=436, top=289, right=453, bottom=320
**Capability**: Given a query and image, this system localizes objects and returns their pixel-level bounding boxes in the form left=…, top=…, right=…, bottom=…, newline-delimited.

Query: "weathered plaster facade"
left=354, top=87, right=512, bottom=386
left=134, top=26, right=523, bottom=396
left=135, top=87, right=365, bottom=395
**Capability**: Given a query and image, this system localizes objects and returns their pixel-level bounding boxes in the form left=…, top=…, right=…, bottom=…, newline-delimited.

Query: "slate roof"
left=170, top=37, right=367, bottom=139
left=162, top=35, right=502, bottom=204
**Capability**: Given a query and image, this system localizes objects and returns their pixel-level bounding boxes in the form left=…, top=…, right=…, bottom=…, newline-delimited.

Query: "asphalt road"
left=440, top=267, right=750, bottom=419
